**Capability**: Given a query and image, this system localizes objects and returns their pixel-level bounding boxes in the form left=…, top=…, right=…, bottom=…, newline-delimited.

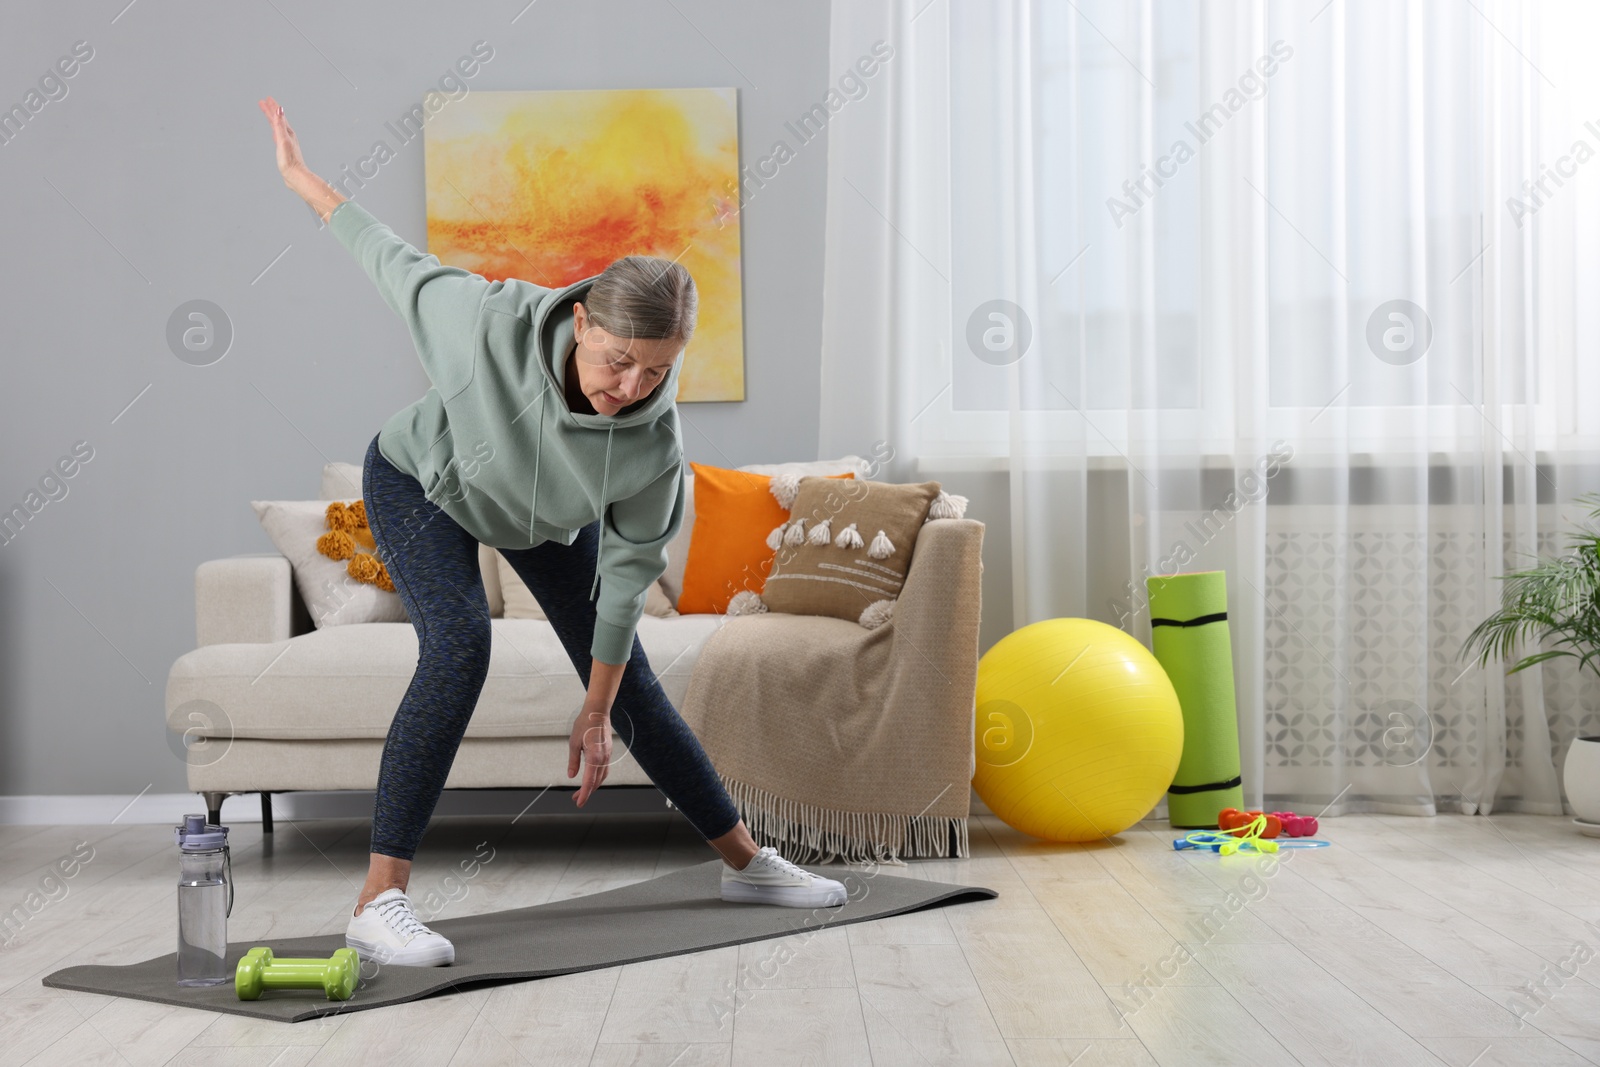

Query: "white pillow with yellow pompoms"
left=251, top=499, right=409, bottom=628
left=724, top=475, right=967, bottom=629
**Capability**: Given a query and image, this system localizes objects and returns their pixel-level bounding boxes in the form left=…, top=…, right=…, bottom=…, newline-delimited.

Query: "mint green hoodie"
left=329, top=199, right=686, bottom=666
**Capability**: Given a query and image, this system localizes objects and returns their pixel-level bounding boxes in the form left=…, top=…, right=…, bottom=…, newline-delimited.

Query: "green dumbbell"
left=235, top=946, right=359, bottom=1001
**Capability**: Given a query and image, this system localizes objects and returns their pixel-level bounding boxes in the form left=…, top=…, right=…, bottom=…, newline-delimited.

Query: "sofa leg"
left=202, top=791, right=228, bottom=826
left=261, top=792, right=274, bottom=834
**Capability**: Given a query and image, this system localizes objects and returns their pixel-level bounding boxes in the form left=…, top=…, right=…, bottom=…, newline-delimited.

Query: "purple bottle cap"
left=175, top=813, right=229, bottom=851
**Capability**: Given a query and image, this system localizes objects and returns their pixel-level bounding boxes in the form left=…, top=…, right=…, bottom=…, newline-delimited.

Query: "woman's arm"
left=288, top=168, right=346, bottom=225
left=567, top=657, right=626, bottom=807
left=590, top=459, right=686, bottom=665
left=259, top=96, right=491, bottom=401
left=566, top=460, right=681, bottom=805
left=588, top=658, right=626, bottom=703
left=258, top=97, right=346, bottom=222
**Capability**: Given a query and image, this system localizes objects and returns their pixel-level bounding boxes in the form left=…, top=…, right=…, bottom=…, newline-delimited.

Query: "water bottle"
left=174, top=814, right=233, bottom=986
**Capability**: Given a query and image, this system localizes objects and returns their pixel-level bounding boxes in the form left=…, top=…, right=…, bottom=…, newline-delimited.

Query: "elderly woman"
left=259, top=97, right=844, bottom=967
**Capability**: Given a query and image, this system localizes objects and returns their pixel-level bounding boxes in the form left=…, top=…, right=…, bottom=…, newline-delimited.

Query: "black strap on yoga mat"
left=1167, top=775, right=1243, bottom=795
left=1150, top=611, right=1229, bottom=628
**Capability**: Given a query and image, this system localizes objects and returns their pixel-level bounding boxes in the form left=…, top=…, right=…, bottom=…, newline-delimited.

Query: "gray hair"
left=584, top=256, right=698, bottom=343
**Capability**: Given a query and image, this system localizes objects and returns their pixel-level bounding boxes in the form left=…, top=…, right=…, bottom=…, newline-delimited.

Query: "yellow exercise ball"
left=973, top=618, right=1184, bottom=842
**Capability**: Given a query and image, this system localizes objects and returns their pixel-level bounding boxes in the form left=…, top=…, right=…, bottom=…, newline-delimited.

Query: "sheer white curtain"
left=818, top=0, right=1600, bottom=816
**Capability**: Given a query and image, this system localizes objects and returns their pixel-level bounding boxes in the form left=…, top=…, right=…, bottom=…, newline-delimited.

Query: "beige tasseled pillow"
left=494, top=551, right=678, bottom=621
left=745, top=476, right=966, bottom=628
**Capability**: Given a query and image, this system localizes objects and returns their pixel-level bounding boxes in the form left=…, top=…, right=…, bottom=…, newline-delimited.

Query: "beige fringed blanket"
left=677, top=519, right=985, bottom=866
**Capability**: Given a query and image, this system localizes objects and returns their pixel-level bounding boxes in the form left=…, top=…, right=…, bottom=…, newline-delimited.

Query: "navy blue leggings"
left=361, top=433, right=742, bottom=861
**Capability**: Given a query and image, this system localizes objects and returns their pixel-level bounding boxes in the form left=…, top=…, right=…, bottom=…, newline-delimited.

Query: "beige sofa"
left=166, top=455, right=982, bottom=838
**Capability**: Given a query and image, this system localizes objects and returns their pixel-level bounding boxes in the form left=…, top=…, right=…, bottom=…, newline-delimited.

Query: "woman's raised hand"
left=258, top=96, right=307, bottom=185
left=257, top=97, right=346, bottom=223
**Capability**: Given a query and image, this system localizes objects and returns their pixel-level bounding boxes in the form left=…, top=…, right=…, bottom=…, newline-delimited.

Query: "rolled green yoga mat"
left=1146, top=570, right=1245, bottom=829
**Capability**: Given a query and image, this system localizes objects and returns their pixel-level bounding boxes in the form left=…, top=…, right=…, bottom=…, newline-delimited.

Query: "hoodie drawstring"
left=529, top=384, right=545, bottom=545
left=589, top=423, right=614, bottom=602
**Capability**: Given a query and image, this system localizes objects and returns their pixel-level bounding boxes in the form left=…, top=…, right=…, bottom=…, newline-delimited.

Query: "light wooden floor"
left=0, top=811, right=1596, bottom=1066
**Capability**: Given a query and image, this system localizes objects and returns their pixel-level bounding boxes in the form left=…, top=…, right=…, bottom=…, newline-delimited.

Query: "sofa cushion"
left=762, top=478, right=942, bottom=626
left=321, top=460, right=506, bottom=618
left=251, top=499, right=409, bottom=627
left=166, top=614, right=723, bottom=741
left=319, top=461, right=364, bottom=501
left=495, top=549, right=678, bottom=620
left=736, top=457, right=871, bottom=478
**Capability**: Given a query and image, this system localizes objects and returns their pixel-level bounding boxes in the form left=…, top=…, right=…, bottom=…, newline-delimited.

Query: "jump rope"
left=1172, top=812, right=1331, bottom=854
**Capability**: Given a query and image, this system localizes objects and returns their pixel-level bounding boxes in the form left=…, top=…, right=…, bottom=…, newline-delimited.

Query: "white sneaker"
left=345, top=887, right=455, bottom=966
left=721, top=846, right=848, bottom=908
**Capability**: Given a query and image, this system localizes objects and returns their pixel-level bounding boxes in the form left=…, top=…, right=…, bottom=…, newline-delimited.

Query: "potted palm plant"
left=1461, top=492, right=1600, bottom=829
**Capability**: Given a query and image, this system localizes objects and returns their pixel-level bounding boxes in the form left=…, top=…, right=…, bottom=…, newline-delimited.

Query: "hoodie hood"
left=534, top=276, right=683, bottom=431
left=524, top=276, right=684, bottom=602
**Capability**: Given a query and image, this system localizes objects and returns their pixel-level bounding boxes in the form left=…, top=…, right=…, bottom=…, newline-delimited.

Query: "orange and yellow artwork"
left=422, top=87, right=744, bottom=402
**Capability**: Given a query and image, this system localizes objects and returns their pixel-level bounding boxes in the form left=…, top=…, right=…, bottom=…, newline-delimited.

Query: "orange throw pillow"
left=677, top=463, right=854, bottom=614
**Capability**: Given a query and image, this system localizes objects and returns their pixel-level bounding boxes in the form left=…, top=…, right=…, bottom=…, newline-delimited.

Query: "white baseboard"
left=0, top=792, right=203, bottom=826
left=0, top=787, right=671, bottom=826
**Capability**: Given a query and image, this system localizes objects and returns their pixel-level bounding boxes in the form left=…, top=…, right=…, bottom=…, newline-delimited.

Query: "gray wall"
left=0, top=1, right=831, bottom=796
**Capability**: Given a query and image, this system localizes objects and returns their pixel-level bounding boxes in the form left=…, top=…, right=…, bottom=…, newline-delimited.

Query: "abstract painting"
left=423, top=87, right=744, bottom=402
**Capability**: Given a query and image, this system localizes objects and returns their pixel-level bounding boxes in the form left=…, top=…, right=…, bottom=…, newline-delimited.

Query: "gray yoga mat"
left=42, top=858, right=996, bottom=1023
